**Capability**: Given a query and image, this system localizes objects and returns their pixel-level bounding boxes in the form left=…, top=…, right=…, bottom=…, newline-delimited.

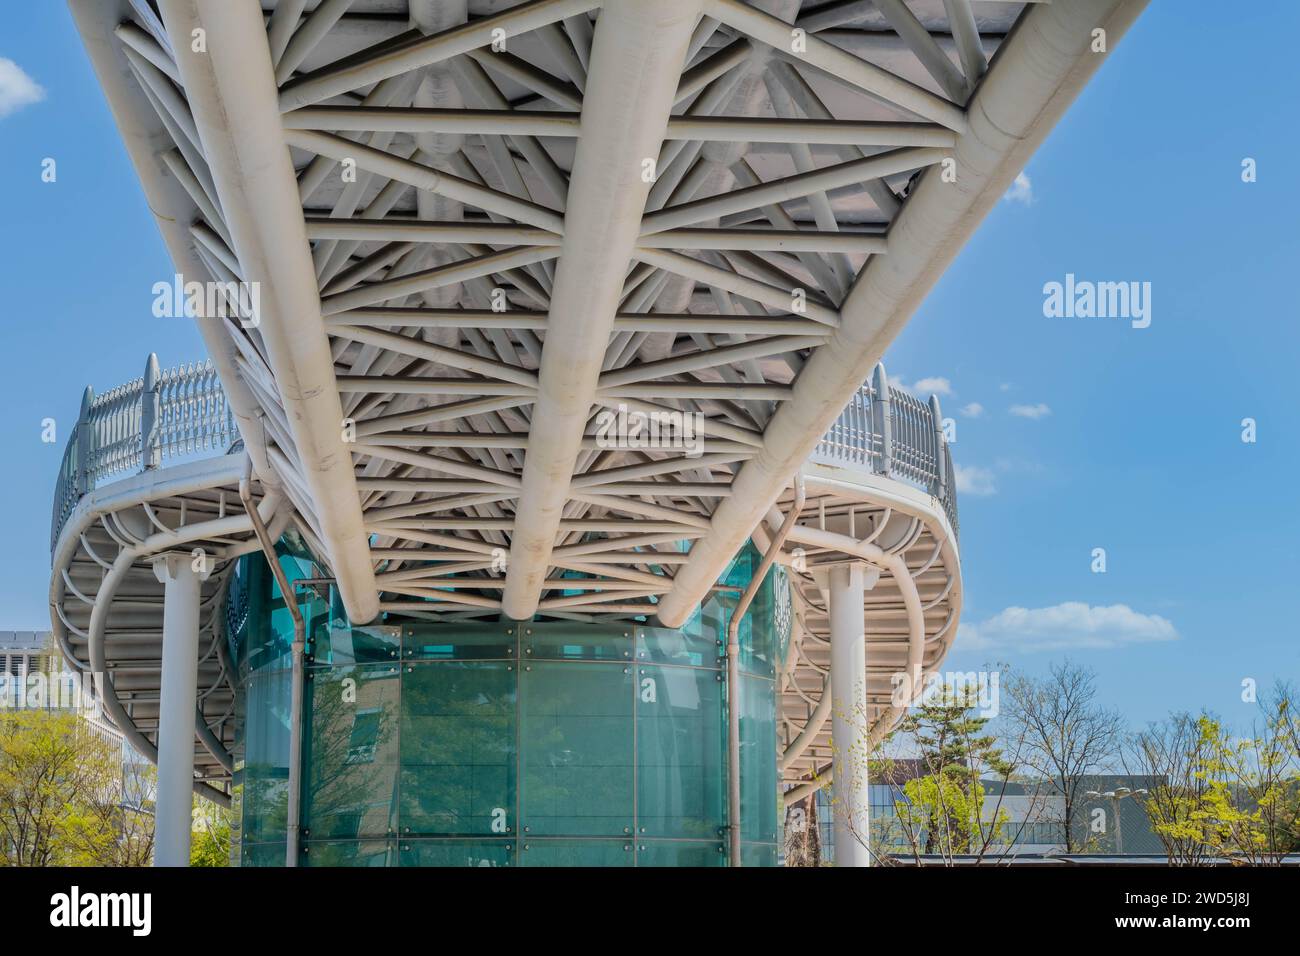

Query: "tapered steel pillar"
left=829, top=562, right=870, bottom=866
left=152, top=551, right=212, bottom=866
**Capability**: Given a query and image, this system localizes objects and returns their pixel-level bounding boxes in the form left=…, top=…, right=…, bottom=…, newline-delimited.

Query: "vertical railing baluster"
left=872, top=363, right=891, bottom=477
left=929, top=394, right=945, bottom=500
left=142, top=353, right=161, bottom=471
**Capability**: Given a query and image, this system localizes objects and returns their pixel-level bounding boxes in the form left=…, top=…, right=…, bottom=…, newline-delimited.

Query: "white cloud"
left=0, top=58, right=44, bottom=119
left=959, top=402, right=984, bottom=418
left=999, top=382, right=1013, bottom=392
left=957, top=602, right=1178, bottom=652
left=895, top=375, right=952, bottom=397
left=1009, top=402, right=1052, bottom=420
left=1002, top=171, right=1033, bottom=205
left=953, top=464, right=996, bottom=497
left=910, top=376, right=952, bottom=397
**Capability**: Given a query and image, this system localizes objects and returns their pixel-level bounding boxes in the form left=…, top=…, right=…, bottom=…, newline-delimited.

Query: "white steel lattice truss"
left=62, top=0, right=1148, bottom=789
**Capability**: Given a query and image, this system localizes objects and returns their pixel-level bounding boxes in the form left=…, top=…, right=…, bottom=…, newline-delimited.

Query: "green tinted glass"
left=520, top=662, right=634, bottom=837
left=398, top=839, right=513, bottom=867
left=636, top=664, right=725, bottom=839
left=399, top=661, right=516, bottom=836
left=302, top=664, right=400, bottom=839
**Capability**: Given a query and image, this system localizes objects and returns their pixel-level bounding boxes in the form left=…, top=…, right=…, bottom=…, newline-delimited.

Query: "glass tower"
left=227, top=534, right=783, bottom=866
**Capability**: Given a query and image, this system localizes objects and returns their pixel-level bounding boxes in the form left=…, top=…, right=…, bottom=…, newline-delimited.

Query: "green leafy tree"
left=1125, top=711, right=1215, bottom=865
left=888, top=686, right=1016, bottom=862
left=0, top=710, right=122, bottom=866
left=191, top=800, right=232, bottom=867
left=1152, top=704, right=1300, bottom=865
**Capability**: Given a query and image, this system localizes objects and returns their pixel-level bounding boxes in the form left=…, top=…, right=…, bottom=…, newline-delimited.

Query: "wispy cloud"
left=1009, top=402, right=1052, bottom=420
left=0, top=58, right=44, bottom=119
left=954, top=464, right=996, bottom=497
left=895, top=375, right=952, bottom=397
left=1002, top=171, right=1033, bottom=205
left=958, top=602, right=1178, bottom=652
left=959, top=402, right=984, bottom=418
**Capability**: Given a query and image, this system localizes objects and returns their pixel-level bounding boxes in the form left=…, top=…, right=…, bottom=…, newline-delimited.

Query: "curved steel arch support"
left=158, top=0, right=381, bottom=624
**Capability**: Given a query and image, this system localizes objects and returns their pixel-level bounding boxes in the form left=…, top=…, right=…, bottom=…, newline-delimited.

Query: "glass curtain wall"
left=228, top=535, right=781, bottom=866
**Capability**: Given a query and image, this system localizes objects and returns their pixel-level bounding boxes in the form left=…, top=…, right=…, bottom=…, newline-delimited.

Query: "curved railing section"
left=50, top=354, right=237, bottom=553
left=811, top=363, right=959, bottom=539
left=50, top=357, right=957, bottom=554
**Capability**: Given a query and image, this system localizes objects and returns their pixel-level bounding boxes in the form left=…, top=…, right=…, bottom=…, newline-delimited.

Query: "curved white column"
left=152, top=551, right=213, bottom=867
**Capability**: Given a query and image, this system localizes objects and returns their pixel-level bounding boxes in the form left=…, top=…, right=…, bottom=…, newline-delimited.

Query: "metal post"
left=872, top=363, right=892, bottom=477
left=829, top=562, right=870, bottom=866
left=929, top=393, right=945, bottom=499
left=74, top=386, right=95, bottom=497
left=1113, top=796, right=1125, bottom=854
left=142, top=352, right=162, bottom=470
left=152, top=550, right=212, bottom=866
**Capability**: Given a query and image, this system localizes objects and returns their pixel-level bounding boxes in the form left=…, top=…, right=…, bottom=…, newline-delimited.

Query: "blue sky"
left=1, top=4, right=1295, bottom=731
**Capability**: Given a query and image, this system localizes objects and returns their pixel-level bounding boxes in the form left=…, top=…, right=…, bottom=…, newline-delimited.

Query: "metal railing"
left=50, top=354, right=237, bottom=553
left=812, top=363, right=959, bottom=538
left=49, top=356, right=959, bottom=553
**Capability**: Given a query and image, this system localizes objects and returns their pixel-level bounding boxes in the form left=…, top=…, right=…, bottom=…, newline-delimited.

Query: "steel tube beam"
left=640, top=146, right=946, bottom=234
left=284, top=105, right=583, bottom=136
left=501, top=0, right=702, bottom=620
left=284, top=129, right=565, bottom=233
left=69, top=1, right=276, bottom=486
left=279, top=0, right=601, bottom=109
left=655, top=0, right=1150, bottom=629
left=702, top=0, right=966, bottom=130
left=159, top=0, right=380, bottom=623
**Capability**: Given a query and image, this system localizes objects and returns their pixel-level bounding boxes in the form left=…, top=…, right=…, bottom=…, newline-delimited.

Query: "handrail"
left=50, top=353, right=237, bottom=554
left=811, top=362, right=959, bottom=539
left=50, top=356, right=958, bottom=554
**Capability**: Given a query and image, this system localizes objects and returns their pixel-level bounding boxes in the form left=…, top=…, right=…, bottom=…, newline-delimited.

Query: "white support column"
left=152, top=550, right=212, bottom=867
left=828, top=562, right=870, bottom=866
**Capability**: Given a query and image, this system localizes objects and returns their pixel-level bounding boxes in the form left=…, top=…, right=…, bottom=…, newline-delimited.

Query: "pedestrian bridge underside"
left=69, top=0, right=1141, bottom=630
left=58, top=0, right=1147, bottom=811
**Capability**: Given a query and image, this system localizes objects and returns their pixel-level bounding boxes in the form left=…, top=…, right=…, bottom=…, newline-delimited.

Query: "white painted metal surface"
left=63, top=0, right=1152, bottom=630
left=55, top=1, right=1151, bottom=842
left=152, top=550, right=211, bottom=867
left=829, top=562, right=869, bottom=866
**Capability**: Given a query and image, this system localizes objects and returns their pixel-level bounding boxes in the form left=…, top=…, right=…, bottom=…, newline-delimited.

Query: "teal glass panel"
left=720, top=543, right=777, bottom=677
left=520, top=662, right=633, bottom=836
left=311, top=588, right=401, bottom=667
left=241, top=843, right=287, bottom=867
left=635, top=624, right=719, bottom=668
left=524, top=623, right=634, bottom=662
left=302, top=840, right=395, bottom=867
left=518, top=840, right=633, bottom=867
left=302, top=664, right=400, bottom=839
left=739, top=674, right=779, bottom=844
left=636, top=840, right=726, bottom=867
left=241, top=538, right=326, bottom=676
left=401, top=622, right=516, bottom=661
left=398, top=839, right=513, bottom=867
left=399, top=661, right=516, bottom=835
left=636, top=664, right=725, bottom=839
left=742, top=843, right=778, bottom=867
left=241, top=669, right=290, bottom=843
